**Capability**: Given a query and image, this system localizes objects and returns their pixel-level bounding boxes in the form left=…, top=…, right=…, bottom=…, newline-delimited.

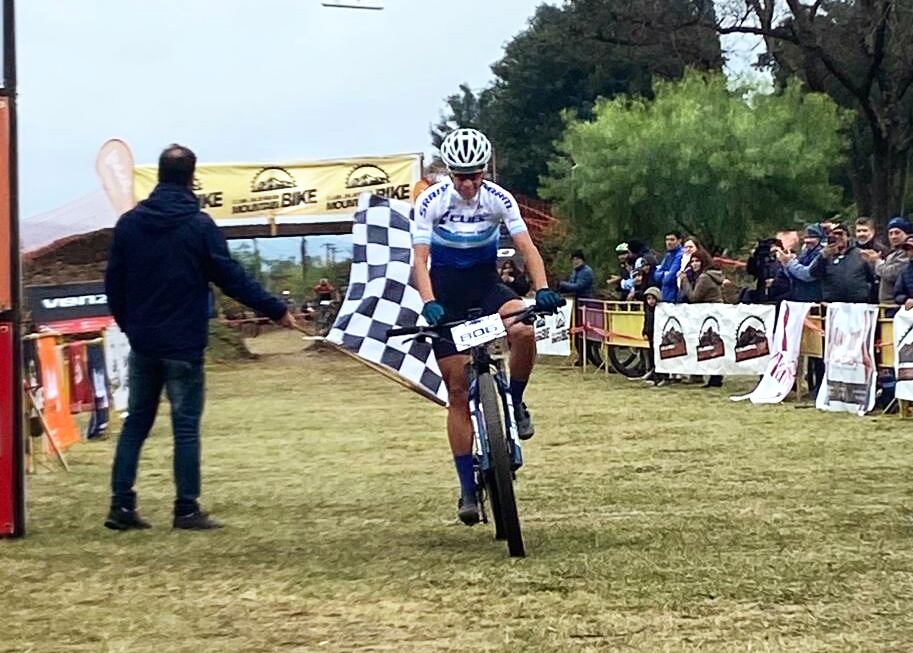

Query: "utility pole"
left=300, top=237, right=308, bottom=287
left=323, top=243, right=338, bottom=281
left=252, top=238, right=263, bottom=286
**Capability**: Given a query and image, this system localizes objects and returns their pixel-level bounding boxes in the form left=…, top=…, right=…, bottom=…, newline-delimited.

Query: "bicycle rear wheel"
left=478, top=371, right=525, bottom=557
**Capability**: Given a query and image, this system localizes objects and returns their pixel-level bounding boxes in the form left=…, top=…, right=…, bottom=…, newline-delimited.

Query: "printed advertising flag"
left=730, top=302, right=814, bottom=404
left=893, top=306, right=913, bottom=401
left=815, top=303, right=878, bottom=416
left=104, top=325, right=131, bottom=413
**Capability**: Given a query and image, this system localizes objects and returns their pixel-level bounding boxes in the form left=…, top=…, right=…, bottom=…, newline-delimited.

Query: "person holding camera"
left=777, top=224, right=825, bottom=302
left=740, top=238, right=791, bottom=304
left=809, top=222, right=875, bottom=303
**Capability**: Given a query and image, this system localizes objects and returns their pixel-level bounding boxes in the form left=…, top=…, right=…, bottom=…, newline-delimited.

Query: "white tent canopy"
left=20, top=189, right=117, bottom=254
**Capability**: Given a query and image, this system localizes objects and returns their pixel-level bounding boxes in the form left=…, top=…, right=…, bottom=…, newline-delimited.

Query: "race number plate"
left=451, top=313, right=507, bottom=352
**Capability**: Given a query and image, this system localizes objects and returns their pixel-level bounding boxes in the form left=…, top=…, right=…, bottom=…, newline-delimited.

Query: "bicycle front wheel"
left=478, top=371, right=525, bottom=558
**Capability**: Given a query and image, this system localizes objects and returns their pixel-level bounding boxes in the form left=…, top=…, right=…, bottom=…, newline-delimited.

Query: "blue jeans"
left=111, top=351, right=205, bottom=515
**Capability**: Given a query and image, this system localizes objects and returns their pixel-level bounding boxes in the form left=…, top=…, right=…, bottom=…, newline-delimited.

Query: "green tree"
left=430, top=83, right=487, bottom=152
left=434, top=0, right=723, bottom=195
left=540, top=72, right=848, bottom=273
left=716, top=0, right=913, bottom=221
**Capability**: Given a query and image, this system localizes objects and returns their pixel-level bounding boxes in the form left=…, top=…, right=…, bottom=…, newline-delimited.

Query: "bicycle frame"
left=466, top=333, right=523, bottom=477
left=466, top=311, right=523, bottom=476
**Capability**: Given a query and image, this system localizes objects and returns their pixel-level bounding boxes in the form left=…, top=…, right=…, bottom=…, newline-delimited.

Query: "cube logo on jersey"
left=440, top=210, right=492, bottom=225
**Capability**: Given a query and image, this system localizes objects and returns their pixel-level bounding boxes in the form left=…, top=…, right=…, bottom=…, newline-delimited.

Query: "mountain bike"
left=387, top=301, right=563, bottom=558
left=314, top=299, right=338, bottom=336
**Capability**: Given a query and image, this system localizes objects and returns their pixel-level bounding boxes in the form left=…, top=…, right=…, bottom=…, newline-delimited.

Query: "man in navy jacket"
left=104, top=144, right=293, bottom=531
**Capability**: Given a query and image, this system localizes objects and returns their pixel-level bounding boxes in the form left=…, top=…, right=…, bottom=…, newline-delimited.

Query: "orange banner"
left=36, top=336, right=80, bottom=452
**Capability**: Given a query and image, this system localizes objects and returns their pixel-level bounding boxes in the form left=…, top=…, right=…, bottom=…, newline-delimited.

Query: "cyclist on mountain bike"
left=313, top=278, right=335, bottom=302
left=413, top=127, right=562, bottom=525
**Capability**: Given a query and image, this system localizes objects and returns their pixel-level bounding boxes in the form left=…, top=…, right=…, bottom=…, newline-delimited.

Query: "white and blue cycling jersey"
left=413, top=180, right=528, bottom=268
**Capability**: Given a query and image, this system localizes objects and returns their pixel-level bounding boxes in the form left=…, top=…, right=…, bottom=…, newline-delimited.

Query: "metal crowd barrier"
left=570, top=299, right=900, bottom=370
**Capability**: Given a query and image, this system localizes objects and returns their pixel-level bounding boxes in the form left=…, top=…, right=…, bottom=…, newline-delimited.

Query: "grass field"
left=3, top=330, right=913, bottom=652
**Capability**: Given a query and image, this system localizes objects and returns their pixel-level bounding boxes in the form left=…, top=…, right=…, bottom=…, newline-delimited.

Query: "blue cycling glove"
left=422, top=300, right=445, bottom=326
left=535, top=288, right=562, bottom=312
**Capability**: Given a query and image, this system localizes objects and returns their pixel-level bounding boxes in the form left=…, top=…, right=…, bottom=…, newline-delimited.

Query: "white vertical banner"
left=524, top=298, right=573, bottom=356
left=893, top=307, right=913, bottom=401
left=731, top=302, right=814, bottom=404
left=104, top=325, right=131, bottom=412
left=816, top=303, right=878, bottom=416
left=655, top=304, right=775, bottom=375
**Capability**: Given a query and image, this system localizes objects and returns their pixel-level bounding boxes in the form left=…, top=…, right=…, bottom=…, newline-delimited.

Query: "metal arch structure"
left=0, top=0, right=24, bottom=537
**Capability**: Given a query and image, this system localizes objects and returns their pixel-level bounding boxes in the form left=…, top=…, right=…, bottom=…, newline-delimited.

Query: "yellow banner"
left=134, top=154, right=421, bottom=221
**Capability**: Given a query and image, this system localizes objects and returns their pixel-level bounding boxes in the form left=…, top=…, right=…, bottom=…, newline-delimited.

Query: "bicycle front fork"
left=468, top=373, right=524, bottom=474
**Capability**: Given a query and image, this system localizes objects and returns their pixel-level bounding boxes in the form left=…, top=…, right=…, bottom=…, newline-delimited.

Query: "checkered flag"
left=326, top=193, right=448, bottom=406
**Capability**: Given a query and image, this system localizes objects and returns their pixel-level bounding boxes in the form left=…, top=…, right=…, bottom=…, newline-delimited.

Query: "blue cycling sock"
left=453, top=454, right=476, bottom=497
left=509, top=378, right=528, bottom=407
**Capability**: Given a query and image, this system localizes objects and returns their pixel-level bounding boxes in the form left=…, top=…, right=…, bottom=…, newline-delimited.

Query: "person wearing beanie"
left=875, top=217, right=913, bottom=304
left=778, top=223, right=825, bottom=302
left=641, top=286, right=665, bottom=386
left=894, top=235, right=913, bottom=308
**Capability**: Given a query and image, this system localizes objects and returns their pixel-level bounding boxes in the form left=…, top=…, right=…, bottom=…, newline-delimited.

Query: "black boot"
left=104, top=507, right=152, bottom=531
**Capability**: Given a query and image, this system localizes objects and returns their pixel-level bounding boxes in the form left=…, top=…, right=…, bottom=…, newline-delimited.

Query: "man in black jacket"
left=104, top=144, right=293, bottom=531
left=810, top=222, right=875, bottom=303
left=893, top=235, right=913, bottom=308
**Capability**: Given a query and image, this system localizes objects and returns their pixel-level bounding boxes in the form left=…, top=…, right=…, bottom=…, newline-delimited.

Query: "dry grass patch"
left=3, top=333, right=912, bottom=652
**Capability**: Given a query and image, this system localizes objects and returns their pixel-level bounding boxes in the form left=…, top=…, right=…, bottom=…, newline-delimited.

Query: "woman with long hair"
left=679, top=249, right=725, bottom=388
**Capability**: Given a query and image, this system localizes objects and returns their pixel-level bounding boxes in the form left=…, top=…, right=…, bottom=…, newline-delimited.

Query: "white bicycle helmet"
left=440, top=128, right=492, bottom=173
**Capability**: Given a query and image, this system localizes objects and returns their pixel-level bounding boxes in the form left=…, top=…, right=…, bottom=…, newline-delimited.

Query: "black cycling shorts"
left=430, top=263, right=520, bottom=360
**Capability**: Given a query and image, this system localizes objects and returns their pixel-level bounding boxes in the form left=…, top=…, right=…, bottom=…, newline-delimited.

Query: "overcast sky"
left=16, top=0, right=761, bottom=224
left=17, top=1, right=555, bottom=218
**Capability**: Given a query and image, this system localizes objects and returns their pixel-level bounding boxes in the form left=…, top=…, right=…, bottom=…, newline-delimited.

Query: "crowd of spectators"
left=555, top=216, right=913, bottom=392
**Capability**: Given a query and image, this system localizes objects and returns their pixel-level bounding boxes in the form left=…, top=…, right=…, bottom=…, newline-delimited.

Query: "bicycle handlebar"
left=385, top=299, right=566, bottom=339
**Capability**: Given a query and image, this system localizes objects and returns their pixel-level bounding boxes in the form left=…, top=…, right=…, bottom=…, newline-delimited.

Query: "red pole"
left=0, top=0, right=23, bottom=537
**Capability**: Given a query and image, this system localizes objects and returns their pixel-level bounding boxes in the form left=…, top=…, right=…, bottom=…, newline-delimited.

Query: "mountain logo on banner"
left=897, top=323, right=913, bottom=380
left=697, top=316, right=725, bottom=361
left=346, top=165, right=390, bottom=189
left=735, top=316, right=770, bottom=362
left=251, top=167, right=297, bottom=192
left=659, top=317, right=687, bottom=359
